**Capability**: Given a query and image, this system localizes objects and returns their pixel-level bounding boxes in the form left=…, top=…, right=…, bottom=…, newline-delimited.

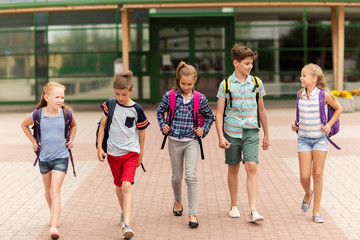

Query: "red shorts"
left=107, top=152, right=138, bottom=187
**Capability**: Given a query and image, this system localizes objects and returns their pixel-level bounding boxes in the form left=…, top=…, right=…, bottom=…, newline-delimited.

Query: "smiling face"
left=300, top=68, right=317, bottom=88
left=179, top=74, right=196, bottom=95
left=233, top=57, right=253, bottom=77
left=114, top=88, right=133, bottom=105
left=44, top=87, right=65, bottom=110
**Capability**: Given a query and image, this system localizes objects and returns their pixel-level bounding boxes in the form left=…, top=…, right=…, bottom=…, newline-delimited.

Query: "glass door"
left=150, top=16, right=234, bottom=102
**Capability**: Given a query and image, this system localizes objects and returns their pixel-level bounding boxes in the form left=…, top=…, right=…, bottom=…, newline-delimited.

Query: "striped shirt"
left=298, top=87, right=326, bottom=138
left=217, top=72, right=266, bottom=138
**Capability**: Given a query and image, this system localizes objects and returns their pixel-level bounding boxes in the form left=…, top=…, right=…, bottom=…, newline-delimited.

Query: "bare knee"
left=228, top=164, right=240, bottom=175
left=121, top=182, right=132, bottom=194
left=312, top=171, right=323, bottom=183
left=245, top=162, right=257, bottom=175
left=50, top=186, right=61, bottom=198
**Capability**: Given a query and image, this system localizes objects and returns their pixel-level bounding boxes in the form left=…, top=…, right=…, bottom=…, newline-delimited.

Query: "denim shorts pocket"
left=125, top=117, right=135, bottom=128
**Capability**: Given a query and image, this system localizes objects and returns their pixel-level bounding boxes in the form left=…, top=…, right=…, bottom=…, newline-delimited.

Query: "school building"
left=0, top=0, right=359, bottom=104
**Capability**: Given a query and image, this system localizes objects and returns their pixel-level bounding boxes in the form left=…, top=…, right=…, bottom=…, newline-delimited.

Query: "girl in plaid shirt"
left=156, top=61, right=214, bottom=228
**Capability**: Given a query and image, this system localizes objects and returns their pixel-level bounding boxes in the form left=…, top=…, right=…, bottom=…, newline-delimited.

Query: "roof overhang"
left=0, top=1, right=359, bottom=14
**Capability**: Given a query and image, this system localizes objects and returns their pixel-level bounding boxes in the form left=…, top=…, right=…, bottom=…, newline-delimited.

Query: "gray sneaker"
left=122, top=224, right=134, bottom=239
left=120, top=212, right=124, bottom=226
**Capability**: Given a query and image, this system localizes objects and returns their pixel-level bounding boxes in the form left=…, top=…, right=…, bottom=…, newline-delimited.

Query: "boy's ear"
left=233, top=59, right=238, bottom=67
left=130, top=88, right=134, bottom=94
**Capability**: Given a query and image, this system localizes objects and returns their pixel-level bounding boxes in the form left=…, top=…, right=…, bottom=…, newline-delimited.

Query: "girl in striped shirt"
left=291, top=64, right=342, bottom=223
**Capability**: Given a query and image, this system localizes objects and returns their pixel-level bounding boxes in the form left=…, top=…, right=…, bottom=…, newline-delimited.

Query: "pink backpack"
left=167, top=89, right=204, bottom=128
left=161, top=89, right=205, bottom=159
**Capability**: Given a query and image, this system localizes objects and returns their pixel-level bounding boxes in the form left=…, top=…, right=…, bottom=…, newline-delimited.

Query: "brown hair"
left=113, top=70, right=133, bottom=90
left=38, top=82, right=70, bottom=109
left=300, top=63, right=334, bottom=99
left=174, top=61, right=197, bottom=91
left=231, top=44, right=258, bottom=62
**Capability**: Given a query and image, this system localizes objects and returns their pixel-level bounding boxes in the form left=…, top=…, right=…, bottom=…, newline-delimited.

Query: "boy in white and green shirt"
left=215, top=44, right=270, bottom=222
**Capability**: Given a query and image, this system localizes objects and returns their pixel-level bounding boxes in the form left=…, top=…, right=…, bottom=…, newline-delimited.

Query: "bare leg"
left=121, top=181, right=133, bottom=225
left=298, top=152, right=313, bottom=203
left=49, top=170, right=66, bottom=229
left=312, top=150, right=327, bottom=217
left=244, top=161, right=258, bottom=212
left=228, top=164, right=240, bottom=206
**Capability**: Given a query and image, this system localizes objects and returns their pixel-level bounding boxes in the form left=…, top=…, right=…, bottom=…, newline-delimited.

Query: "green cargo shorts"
left=224, top=129, right=259, bottom=165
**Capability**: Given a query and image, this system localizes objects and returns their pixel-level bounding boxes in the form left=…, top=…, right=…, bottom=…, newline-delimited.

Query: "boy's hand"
left=137, top=153, right=143, bottom=167
left=97, top=148, right=106, bottom=162
left=65, top=139, right=74, bottom=149
left=162, top=124, right=171, bottom=134
left=194, top=127, right=204, bottom=137
left=262, top=136, right=270, bottom=150
left=291, top=122, right=299, bottom=132
left=219, top=136, right=231, bottom=149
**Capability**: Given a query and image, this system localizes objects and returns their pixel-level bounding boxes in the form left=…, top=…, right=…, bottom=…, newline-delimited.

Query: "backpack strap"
left=166, top=89, right=176, bottom=124
left=318, top=89, right=327, bottom=127
left=250, top=75, right=261, bottom=128
left=32, top=108, right=41, bottom=166
left=193, top=90, right=201, bottom=128
left=105, top=98, right=117, bottom=131
left=223, top=77, right=231, bottom=107
left=295, top=90, right=301, bottom=133
left=318, top=89, right=341, bottom=150
left=63, top=108, right=77, bottom=177
left=193, top=90, right=205, bottom=160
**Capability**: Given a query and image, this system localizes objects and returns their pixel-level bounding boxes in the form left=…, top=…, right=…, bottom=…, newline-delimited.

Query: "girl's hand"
left=291, top=122, right=299, bottom=132
left=32, top=141, right=40, bottom=152
left=219, top=136, right=231, bottom=149
left=321, top=124, right=331, bottom=134
left=97, top=148, right=106, bottom=162
left=194, top=127, right=204, bottom=137
left=65, top=139, right=74, bottom=149
left=163, top=124, right=172, bottom=134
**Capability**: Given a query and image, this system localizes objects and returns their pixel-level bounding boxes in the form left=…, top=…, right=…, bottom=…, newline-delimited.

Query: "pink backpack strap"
left=167, top=89, right=177, bottom=124
left=193, top=90, right=201, bottom=127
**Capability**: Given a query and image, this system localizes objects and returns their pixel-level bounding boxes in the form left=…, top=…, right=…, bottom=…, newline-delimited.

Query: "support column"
left=331, top=6, right=345, bottom=91
left=121, top=8, right=131, bottom=71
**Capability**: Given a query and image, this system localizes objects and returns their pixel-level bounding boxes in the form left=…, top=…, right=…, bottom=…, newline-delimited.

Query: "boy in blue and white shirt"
left=215, top=44, right=270, bottom=222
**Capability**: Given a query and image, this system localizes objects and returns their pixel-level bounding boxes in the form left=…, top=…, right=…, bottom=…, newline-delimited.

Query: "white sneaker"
left=248, top=210, right=264, bottom=222
left=122, top=224, right=134, bottom=239
left=229, top=205, right=240, bottom=218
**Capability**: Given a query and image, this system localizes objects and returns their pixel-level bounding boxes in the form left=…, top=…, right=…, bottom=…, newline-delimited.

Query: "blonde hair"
left=113, top=70, right=133, bottom=90
left=231, top=44, right=258, bottom=62
left=38, top=82, right=69, bottom=109
left=174, top=61, right=197, bottom=91
left=299, top=63, right=334, bottom=99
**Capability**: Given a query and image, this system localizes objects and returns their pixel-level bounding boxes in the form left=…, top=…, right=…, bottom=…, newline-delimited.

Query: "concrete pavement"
left=0, top=104, right=359, bottom=240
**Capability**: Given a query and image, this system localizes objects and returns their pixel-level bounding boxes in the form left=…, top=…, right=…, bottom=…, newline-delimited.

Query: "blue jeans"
left=297, top=135, right=329, bottom=152
left=39, top=158, right=69, bottom=174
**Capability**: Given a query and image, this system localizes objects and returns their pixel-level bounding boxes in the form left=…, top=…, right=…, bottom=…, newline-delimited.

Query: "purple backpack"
left=32, top=107, right=77, bottom=176
left=296, top=89, right=340, bottom=150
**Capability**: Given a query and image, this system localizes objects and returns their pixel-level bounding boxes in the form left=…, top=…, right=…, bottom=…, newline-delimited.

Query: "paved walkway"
left=0, top=104, right=359, bottom=240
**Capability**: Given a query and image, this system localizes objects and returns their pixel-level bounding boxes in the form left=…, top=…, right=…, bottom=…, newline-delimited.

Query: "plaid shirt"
left=156, top=90, right=214, bottom=139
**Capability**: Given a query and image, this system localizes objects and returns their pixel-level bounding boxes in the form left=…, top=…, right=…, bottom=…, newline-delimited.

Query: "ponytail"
left=173, top=61, right=197, bottom=91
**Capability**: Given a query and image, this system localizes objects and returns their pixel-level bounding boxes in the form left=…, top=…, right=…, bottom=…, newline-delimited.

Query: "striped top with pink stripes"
left=298, top=87, right=326, bottom=138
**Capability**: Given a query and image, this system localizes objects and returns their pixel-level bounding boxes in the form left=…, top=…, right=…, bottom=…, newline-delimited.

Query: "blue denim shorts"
left=39, top=158, right=69, bottom=174
left=297, top=135, right=329, bottom=152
